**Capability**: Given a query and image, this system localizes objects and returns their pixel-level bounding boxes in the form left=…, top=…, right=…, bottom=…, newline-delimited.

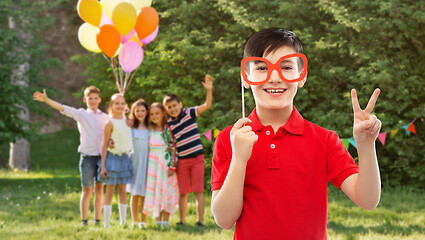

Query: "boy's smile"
left=264, top=88, right=287, bottom=96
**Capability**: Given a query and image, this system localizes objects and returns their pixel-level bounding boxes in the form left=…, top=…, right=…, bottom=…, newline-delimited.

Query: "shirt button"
left=270, top=144, right=275, bottom=149
left=266, top=130, right=271, bottom=135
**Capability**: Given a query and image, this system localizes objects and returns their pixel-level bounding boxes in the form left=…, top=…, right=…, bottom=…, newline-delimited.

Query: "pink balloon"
left=99, top=11, right=113, bottom=27
left=121, top=29, right=135, bottom=43
left=140, top=26, right=158, bottom=45
left=119, top=41, right=144, bottom=73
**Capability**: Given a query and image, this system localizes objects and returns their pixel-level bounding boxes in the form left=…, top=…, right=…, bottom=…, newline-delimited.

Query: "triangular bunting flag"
left=348, top=137, right=357, bottom=149
left=407, top=122, right=416, bottom=134
left=341, top=138, right=350, bottom=150
left=390, top=129, right=399, bottom=138
left=403, top=124, right=411, bottom=135
left=378, top=132, right=387, bottom=146
left=213, top=128, right=220, bottom=139
left=203, top=129, right=212, bottom=141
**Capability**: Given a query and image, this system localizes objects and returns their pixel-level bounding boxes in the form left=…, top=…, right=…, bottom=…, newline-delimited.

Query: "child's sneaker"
left=94, top=219, right=101, bottom=226
left=81, top=220, right=88, bottom=227
left=138, top=222, right=147, bottom=229
left=195, top=221, right=204, bottom=227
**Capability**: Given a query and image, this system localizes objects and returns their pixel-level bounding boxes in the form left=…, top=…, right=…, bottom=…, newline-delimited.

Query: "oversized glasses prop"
left=240, top=53, right=308, bottom=117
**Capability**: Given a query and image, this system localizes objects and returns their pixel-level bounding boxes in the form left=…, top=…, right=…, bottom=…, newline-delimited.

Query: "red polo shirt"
left=211, top=106, right=359, bottom=240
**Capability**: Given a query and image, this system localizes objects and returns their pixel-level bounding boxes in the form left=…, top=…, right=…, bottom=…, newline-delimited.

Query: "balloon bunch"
left=77, top=0, right=159, bottom=94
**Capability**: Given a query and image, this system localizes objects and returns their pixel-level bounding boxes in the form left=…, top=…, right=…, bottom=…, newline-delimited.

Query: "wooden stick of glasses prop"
left=241, top=77, right=245, bottom=118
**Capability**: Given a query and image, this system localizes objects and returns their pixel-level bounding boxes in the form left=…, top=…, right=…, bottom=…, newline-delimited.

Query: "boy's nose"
left=268, top=70, right=282, bottom=83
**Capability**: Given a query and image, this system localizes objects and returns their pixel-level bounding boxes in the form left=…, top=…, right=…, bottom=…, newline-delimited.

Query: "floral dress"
left=143, top=125, right=178, bottom=218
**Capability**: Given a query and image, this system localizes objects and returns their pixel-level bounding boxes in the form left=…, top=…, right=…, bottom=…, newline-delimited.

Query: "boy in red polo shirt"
left=211, top=28, right=382, bottom=239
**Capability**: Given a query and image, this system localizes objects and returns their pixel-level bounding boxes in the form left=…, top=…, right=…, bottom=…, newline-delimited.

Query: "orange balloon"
left=135, top=7, right=159, bottom=39
left=96, top=25, right=121, bottom=58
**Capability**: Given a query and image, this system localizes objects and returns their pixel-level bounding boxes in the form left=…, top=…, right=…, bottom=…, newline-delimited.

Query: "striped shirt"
left=167, top=107, right=203, bottom=159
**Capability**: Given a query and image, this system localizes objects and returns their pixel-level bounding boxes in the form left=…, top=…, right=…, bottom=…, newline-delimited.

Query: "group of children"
left=33, top=75, right=213, bottom=229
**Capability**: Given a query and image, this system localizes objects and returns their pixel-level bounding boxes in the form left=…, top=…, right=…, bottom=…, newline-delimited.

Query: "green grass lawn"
left=0, top=129, right=424, bottom=239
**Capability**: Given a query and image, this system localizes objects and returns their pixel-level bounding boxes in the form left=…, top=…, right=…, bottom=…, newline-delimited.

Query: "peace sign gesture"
left=351, top=88, right=382, bottom=145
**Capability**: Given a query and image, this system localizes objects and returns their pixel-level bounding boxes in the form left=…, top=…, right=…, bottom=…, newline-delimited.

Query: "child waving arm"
left=33, top=89, right=64, bottom=112
left=197, top=75, right=213, bottom=116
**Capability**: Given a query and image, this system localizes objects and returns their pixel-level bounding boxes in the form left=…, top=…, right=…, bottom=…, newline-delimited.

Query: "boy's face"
left=243, top=45, right=306, bottom=112
left=164, top=100, right=182, bottom=118
left=84, top=93, right=101, bottom=111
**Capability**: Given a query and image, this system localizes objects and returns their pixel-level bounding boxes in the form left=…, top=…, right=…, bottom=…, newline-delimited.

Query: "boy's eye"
left=256, top=66, right=267, bottom=71
left=281, top=66, right=293, bottom=70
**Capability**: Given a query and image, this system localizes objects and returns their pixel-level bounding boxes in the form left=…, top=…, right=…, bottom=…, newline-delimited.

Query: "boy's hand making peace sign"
left=351, top=88, right=382, bottom=145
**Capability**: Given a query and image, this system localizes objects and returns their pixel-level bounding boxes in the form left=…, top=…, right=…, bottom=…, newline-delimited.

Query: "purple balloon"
left=119, top=41, right=144, bottom=73
left=140, top=26, right=158, bottom=45
left=121, top=28, right=135, bottom=43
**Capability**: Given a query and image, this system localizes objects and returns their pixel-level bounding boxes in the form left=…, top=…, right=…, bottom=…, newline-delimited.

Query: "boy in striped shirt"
left=163, top=75, right=213, bottom=226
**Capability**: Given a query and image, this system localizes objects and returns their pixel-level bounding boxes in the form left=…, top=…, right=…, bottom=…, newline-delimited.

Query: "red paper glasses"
left=241, top=53, right=308, bottom=85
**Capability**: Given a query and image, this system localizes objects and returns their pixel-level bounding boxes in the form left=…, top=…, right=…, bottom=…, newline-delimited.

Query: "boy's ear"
left=83, top=97, right=87, bottom=103
left=179, top=102, right=183, bottom=108
left=241, top=74, right=250, bottom=89
left=297, top=70, right=308, bottom=88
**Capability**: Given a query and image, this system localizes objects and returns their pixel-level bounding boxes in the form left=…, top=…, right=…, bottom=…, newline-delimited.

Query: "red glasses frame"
left=241, top=53, right=308, bottom=85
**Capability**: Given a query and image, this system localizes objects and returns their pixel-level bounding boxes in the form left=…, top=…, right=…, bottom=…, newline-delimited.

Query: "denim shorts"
left=79, top=154, right=102, bottom=187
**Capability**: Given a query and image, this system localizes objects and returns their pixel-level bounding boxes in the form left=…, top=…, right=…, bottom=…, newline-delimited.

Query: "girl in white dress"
left=99, top=93, right=133, bottom=228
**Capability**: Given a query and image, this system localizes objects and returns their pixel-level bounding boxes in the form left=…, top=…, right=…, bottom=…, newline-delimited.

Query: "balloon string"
left=113, top=57, right=122, bottom=93
left=103, top=54, right=120, bottom=92
left=119, top=62, right=124, bottom=94
left=122, top=72, right=129, bottom=95
left=124, top=70, right=137, bottom=94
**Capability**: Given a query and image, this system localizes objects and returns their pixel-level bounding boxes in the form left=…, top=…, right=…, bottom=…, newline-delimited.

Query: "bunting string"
left=200, top=107, right=425, bottom=150
left=341, top=107, right=425, bottom=150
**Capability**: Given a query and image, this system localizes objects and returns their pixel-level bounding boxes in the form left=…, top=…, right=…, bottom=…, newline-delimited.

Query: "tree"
left=0, top=0, right=58, bottom=169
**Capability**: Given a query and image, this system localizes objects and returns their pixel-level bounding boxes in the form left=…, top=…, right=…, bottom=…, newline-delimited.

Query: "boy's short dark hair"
left=163, top=94, right=180, bottom=104
left=243, top=28, right=304, bottom=70
left=84, top=86, right=101, bottom=97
